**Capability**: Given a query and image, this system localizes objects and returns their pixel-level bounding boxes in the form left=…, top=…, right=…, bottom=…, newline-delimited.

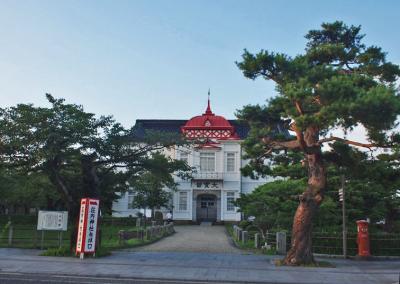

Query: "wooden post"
left=8, top=225, right=13, bottom=246
left=342, top=174, right=347, bottom=259
left=59, top=231, right=63, bottom=248
left=33, top=230, right=38, bottom=248
left=242, top=231, right=248, bottom=243
left=40, top=230, right=45, bottom=250
left=276, top=232, right=287, bottom=255
left=254, top=233, right=260, bottom=248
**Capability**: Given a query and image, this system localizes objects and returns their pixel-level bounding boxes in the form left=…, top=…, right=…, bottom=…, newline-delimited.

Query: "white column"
left=220, top=190, right=224, bottom=221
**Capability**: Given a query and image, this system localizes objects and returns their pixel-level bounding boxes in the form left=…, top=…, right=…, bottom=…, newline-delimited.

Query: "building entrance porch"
left=197, top=194, right=217, bottom=222
left=193, top=191, right=221, bottom=222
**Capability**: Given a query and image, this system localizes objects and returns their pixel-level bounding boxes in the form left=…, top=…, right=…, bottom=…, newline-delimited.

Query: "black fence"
left=261, top=231, right=400, bottom=256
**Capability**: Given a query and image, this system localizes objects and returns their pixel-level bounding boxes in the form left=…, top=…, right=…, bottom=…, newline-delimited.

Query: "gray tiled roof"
left=132, top=119, right=289, bottom=139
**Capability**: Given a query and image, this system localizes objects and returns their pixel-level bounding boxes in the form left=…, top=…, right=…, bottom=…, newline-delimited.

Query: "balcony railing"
left=192, top=172, right=224, bottom=180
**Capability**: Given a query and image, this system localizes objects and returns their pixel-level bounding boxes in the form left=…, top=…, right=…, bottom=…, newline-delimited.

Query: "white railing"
left=192, top=172, right=224, bottom=180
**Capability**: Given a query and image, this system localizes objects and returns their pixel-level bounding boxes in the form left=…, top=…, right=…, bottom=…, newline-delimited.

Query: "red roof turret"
left=181, top=92, right=239, bottom=140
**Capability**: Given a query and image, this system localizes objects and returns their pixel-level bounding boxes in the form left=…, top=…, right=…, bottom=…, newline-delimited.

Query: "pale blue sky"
left=1, top=0, right=399, bottom=127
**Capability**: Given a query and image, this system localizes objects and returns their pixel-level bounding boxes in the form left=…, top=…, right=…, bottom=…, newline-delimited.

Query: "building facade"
left=112, top=99, right=286, bottom=222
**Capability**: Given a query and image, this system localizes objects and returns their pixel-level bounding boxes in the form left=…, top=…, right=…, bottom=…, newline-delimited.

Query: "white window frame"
left=199, top=152, right=216, bottom=172
left=178, top=191, right=188, bottom=211
left=226, top=152, right=236, bottom=172
left=226, top=192, right=235, bottom=212
left=127, top=192, right=135, bottom=209
left=179, top=151, right=189, bottom=164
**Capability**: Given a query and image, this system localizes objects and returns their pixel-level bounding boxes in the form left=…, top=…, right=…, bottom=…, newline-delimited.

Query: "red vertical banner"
left=76, top=198, right=100, bottom=256
left=76, top=198, right=88, bottom=254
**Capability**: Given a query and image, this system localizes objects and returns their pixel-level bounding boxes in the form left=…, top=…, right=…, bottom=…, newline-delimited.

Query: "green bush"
left=101, top=216, right=137, bottom=226
left=238, top=220, right=252, bottom=229
left=41, top=246, right=71, bottom=256
left=41, top=246, right=111, bottom=257
left=154, top=211, right=163, bottom=223
left=0, top=215, right=37, bottom=225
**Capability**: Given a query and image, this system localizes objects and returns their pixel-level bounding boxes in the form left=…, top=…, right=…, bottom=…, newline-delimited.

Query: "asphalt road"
left=0, top=272, right=257, bottom=284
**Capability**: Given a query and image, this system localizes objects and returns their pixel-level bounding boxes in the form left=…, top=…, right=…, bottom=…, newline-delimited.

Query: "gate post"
left=276, top=232, right=287, bottom=255
left=8, top=225, right=13, bottom=246
left=242, top=231, right=248, bottom=243
left=254, top=233, right=261, bottom=248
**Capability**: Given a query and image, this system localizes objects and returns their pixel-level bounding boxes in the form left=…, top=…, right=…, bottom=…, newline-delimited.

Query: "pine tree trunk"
left=283, top=126, right=326, bottom=265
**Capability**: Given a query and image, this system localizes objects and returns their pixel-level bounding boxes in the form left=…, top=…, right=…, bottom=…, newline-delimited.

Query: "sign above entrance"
left=192, top=180, right=222, bottom=190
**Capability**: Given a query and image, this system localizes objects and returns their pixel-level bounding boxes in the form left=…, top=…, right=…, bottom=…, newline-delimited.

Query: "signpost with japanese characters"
left=37, top=211, right=68, bottom=231
left=76, top=198, right=100, bottom=258
left=37, top=210, right=68, bottom=249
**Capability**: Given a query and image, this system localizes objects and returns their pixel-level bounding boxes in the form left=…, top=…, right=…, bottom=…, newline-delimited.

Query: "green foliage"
left=238, top=220, right=252, bottom=229
left=236, top=21, right=400, bottom=176
left=0, top=95, right=190, bottom=221
left=236, top=143, right=400, bottom=232
left=235, top=21, right=400, bottom=245
left=323, top=143, right=400, bottom=230
left=236, top=179, right=305, bottom=231
left=40, top=246, right=71, bottom=257
left=154, top=211, right=164, bottom=222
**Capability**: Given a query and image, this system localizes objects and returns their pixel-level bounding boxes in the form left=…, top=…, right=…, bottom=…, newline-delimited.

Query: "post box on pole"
left=356, top=220, right=371, bottom=260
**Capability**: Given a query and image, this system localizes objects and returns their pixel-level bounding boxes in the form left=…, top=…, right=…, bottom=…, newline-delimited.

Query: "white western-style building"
left=112, top=99, right=287, bottom=222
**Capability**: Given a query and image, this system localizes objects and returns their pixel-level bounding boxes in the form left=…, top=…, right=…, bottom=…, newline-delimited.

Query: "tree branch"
left=295, top=101, right=304, bottom=115
left=318, top=136, right=390, bottom=149
left=262, top=137, right=301, bottom=151
left=289, top=122, right=307, bottom=150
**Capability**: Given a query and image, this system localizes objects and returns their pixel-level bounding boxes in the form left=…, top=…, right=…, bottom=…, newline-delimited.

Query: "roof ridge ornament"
left=204, top=88, right=214, bottom=116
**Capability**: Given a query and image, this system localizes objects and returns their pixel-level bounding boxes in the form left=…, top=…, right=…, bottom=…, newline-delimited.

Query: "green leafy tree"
left=324, top=143, right=400, bottom=232
left=0, top=95, right=190, bottom=248
left=131, top=153, right=186, bottom=218
left=236, top=180, right=304, bottom=236
left=236, top=21, right=400, bottom=265
left=0, top=167, right=60, bottom=214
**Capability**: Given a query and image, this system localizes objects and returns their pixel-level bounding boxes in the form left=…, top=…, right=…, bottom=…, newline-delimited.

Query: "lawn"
left=0, top=215, right=162, bottom=252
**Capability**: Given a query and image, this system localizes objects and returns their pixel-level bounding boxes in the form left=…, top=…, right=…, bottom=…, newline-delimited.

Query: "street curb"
left=0, top=271, right=375, bottom=284
left=314, top=253, right=400, bottom=261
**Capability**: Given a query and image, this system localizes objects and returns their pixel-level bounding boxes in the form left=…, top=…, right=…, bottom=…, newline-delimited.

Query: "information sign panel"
left=37, top=211, right=68, bottom=231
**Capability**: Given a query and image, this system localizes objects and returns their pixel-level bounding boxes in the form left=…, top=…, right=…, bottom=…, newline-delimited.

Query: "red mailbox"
left=356, top=220, right=371, bottom=258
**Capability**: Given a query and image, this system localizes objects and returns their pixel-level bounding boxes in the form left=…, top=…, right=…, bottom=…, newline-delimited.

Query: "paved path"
left=128, top=225, right=242, bottom=254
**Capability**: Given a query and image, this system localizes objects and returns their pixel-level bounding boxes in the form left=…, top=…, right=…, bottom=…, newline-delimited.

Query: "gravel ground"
left=126, top=225, right=243, bottom=254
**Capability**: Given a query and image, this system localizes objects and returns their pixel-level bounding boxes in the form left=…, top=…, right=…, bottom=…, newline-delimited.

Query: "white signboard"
left=76, top=198, right=100, bottom=255
left=84, top=200, right=99, bottom=252
left=37, top=211, right=68, bottom=231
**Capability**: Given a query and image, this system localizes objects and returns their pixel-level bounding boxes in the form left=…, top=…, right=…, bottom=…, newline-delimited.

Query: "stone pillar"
left=237, top=228, right=243, bottom=241
left=118, top=230, right=125, bottom=245
left=254, top=233, right=261, bottom=248
left=242, top=231, right=248, bottom=243
left=276, top=232, right=287, bottom=255
left=8, top=225, right=13, bottom=246
left=138, top=229, right=144, bottom=241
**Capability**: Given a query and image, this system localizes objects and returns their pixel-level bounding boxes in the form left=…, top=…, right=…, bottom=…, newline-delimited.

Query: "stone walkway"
left=127, top=225, right=243, bottom=254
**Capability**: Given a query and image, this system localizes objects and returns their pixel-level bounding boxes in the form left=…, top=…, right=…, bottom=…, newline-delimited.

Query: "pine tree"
left=236, top=21, right=400, bottom=265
